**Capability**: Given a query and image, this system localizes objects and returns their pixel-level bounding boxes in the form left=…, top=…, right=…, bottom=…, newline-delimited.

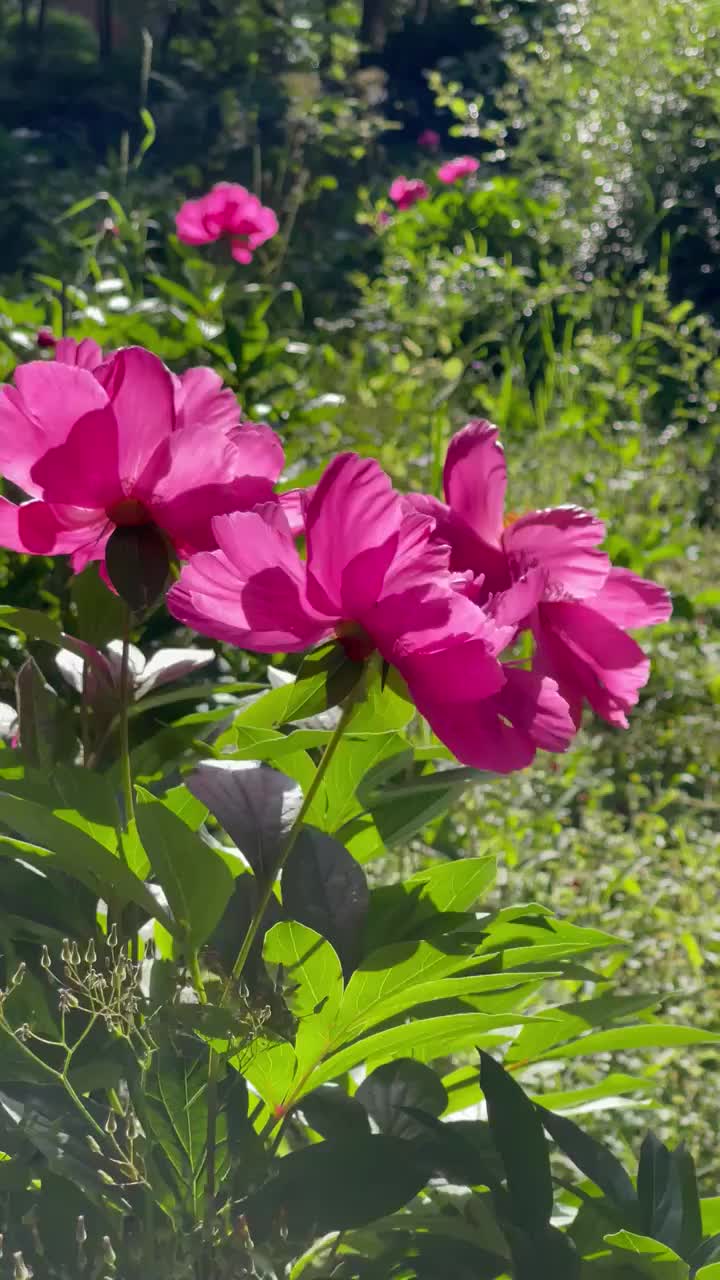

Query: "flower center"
left=335, top=620, right=375, bottom=663
left=107, top=498, right=150, bottom=527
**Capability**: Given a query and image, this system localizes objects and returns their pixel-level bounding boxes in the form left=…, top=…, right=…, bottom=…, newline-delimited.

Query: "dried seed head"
left=40, top=946, right=51, bottom=971
left=11, top=962, right=25, bottom=988
left=85, top=940, right=96, bottom=964
left=105, top=1110, right=118, bottom=1135
left=75, top=1216, right=87, bottom=1244
left=107, top=924, right=118, bottom=948
left=70, top=941, right=81, bottom=966
left=61, top=938, right=72, bottom=964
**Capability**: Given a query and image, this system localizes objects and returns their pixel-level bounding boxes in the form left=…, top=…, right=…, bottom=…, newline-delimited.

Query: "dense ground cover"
left=0, top=0, right=718, bottom=1274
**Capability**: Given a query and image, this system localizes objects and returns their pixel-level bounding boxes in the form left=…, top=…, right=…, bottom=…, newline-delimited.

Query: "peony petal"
left=443, top=420, right=507, bottom=546
left=503, top=505, right=609, bottom=601
left=590, top=566, right=672, bottom=629
left=492, top=667, right=575, bottom=752
left=534, top=601, right=651, bottom=728
left=16, top=500, right=108, bottom=556
left=30, top=406, right=122, bottom=508
left=54, top=337, right=105, bottom=370
left=145, top=419, right=284, bottom=554
left=305, top=453, right=404, bottom=617
left=0, top=363, right=110, bottom=494
left=173, top=367, right=241, bottom=433
left=168, top=510, right=332, bottom=652
left=407, top=490, right=509, bottom=591
left=94, top=347, right=176, bottom=488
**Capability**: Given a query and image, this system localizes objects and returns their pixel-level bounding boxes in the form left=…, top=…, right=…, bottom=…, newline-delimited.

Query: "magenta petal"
left=173, top=367, right=241, bottom=433
left=590, top=566, right=672, bottom=628
left=95, top=348, right=176, bottom=488
left=168, top=509, right=333, bottom=652
left=443, top=420, right=507, bottom=546
left=305, top=453, right=404, bottom=617
left=16, top=500, right=107, bottom=556
left=503, top=505, right=609, bottom=600
left=407, top=490, right=509, bottom=591
left=397, top=633, right=505, bottom=706
left=279, top=487, right=312, bottom=536
left=30, top=405, right=122, bottom=509
left=231, top=243, right=254, bottom=264
left=54, top=337, right=104, bottom=370
left=534, top=601, right=651, bottom=728
left=0, top=363, right=109, bottom=494
left=144, top=418, right=284, bottom=554
left=0, top=498, right=26, bottom=551
left=492, top=667, right=575, bottom=752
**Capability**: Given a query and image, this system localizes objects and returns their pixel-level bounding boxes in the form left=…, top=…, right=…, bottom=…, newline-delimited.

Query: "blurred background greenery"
left=0, top=0, right=718, bottom=1179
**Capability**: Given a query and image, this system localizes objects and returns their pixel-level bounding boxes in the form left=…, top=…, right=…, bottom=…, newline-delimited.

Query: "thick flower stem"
left=225, top=672, right=365, bottom=997
left=201, top=673, right=365, bottom=1260
left=118, top=607, right=135, bottom=832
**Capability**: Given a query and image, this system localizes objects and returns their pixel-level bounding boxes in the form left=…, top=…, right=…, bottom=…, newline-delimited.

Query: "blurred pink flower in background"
left=417, top=129, right=441, bottom=150
left=175, top=183, right=278, bottom=264
left=36, top=329, right=57, bottom=350
left=0, top=346, right=284, bottom=574
left=437, top=156, right=480, bottom=184
left=389, top=177, right=430, bottom=210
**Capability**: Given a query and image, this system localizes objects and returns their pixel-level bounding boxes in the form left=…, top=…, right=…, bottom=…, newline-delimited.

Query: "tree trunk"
left=360, top=0, right=390, bottom=51
left=96, top=0, right=113, bottom=59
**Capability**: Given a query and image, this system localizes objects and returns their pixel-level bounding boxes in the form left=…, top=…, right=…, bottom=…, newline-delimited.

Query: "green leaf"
left=282, top=827, right=369, bottom=975
left=538, top=1104, right=637, bottom=1213
left=363, top=765, right=481, bottom=847
left=0, top=606, right=64, bottom=646
left=243, top=1134, right=432, bottom=1239
left=188, top=760, right=303, bottom=884
left=604, top=1230, right=689, bottom=1278
left=299, top=1086, right=371, bottom=1140
left=242, top=1038, right=297, bottom=1113
left=637, top=1134, right=684, bottom=1254
left=263, top=921, right=344, bottom=1075
left=356, top=1059, right=448, bottom=1138
left=234, top=643, right=362, bottom=731
left=306, top=1013, right=536, bottom=1096
left=323, top=731, right=406, bottom=830
left=480, top=1051, right=554, bottom=1235
left=15, top=657, right=77, bottom=769
left=525, top=1025, right=720, bottom=1062
left=0, top=791, right=169, bottom=925
left=136, top=792, right=234, bottom=948
left=70, top=565, right=126, bottom=647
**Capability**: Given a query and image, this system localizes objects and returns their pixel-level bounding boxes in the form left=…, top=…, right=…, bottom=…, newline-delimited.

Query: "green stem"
left=222, top=674, right=364, bottom=1001
left=189, top=951, right=207, bottom=1005
left=119, top=607, right=135, bottom=831
left=202, top=675, right=364, bottom=1253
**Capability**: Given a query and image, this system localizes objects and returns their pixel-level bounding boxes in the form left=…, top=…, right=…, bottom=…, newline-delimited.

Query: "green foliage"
left=0, top=0, right=716, bottom=1275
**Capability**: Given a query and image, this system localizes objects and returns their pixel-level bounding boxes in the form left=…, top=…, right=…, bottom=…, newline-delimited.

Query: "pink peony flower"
left=54, top=336, right=105, bottom=370
left=0, top=346, right=284, bottom=577
left=437, top=156, right=480, bottom=185
left=418, top=129, right=441, bottom=151
left=168, top=452, right=575, bottom=771
left=410, top=421, right=671, bottom=729
left=175, top=183, right=279, bottom=264
left=389, top=177, right=430, bottom=210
